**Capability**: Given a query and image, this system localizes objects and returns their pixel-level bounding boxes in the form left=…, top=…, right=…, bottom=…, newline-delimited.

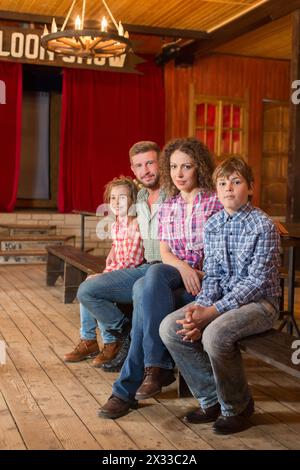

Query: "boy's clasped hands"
left=176, top=304, right=220, bottom=342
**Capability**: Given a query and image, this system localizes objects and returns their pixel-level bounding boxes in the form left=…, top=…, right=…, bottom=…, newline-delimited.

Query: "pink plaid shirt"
left=158, top=191, right=222, bottom=269
left=104, top=217, right=144, bottom=272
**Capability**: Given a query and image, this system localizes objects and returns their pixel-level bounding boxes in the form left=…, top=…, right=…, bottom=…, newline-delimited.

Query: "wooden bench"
left=178, top=328, right=300, bottom=397
left=46, top=244, right=107, bottom=303
left=46, top=244, right=133, bottom=316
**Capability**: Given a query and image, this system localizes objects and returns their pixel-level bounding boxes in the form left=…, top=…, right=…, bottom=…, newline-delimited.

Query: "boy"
left=160, top=156, right=281, bottom=435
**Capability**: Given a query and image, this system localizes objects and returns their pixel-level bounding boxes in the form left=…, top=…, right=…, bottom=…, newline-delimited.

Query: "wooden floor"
left=0, top=265, right=300, bottom=450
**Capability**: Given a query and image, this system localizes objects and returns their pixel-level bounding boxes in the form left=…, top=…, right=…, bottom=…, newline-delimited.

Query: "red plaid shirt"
left=104, top=217, right=144, bottom=272
left=158, top=191, right=222, bottom=269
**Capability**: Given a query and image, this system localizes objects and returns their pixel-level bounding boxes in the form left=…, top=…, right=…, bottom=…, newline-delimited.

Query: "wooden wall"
left=164, top=54, right=290, bottom=205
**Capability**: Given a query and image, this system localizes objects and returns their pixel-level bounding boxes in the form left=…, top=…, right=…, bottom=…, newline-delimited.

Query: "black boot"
left=102, top=319, right=131, bottom=372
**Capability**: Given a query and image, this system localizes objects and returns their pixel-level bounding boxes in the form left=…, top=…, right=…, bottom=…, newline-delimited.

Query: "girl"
left=64, top=176, right=144, bottom=367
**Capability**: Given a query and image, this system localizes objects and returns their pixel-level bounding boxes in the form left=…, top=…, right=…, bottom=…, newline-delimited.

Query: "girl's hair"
left=103, top=176, right=138, bottom=204
left=213, top=155, right=254, bottom=189
left=159, top=137, right=215, bottom=196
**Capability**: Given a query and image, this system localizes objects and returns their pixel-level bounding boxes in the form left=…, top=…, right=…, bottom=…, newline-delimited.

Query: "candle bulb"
left=75, top=15, right=81, bottom=30
left=42, top=24, right=49, bottom=37
left=118, top=21, right=124, bottom=36
left=51, top=18, right=57, bottom=33
left=101, top=16, right=108, bottom=32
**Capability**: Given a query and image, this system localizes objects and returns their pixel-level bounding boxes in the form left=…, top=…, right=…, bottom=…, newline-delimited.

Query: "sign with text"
left=0, top=27, right=143, bottom=73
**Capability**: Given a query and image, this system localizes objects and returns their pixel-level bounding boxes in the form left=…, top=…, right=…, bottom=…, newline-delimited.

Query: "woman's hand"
left=178, top=264, right=201, bottom=296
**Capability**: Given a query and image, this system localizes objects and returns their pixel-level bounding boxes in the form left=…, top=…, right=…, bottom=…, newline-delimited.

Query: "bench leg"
left=177, top=371, right=192, bottom=398
left=63, top=264, right=87, bottom=303
left=46, top=253, right=64, bottom=286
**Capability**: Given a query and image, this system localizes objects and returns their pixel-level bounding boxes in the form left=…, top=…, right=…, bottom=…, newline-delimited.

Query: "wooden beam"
left=122, top=24, right=207, bottom=40
left=287, top=10, right=300, bottom=223
left=0, top=10, right=65, bottom=26
left=0, top=10, right=207, bottom=40
left=177, top=0, right=300, bottom=63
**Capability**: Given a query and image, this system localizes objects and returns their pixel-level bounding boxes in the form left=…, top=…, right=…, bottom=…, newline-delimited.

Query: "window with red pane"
left=191, top=97, right=247, bottom=160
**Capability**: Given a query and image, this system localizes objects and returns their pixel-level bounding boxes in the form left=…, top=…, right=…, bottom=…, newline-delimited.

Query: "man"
left=70, top=141, right=165, bottom=370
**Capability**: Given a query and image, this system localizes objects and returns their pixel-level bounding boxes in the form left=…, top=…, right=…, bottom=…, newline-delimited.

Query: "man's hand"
left=176, top=304, right=219, bottom=342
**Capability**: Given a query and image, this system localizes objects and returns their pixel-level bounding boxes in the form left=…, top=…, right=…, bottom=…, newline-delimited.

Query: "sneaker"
left=92, top=342, right=120, bottom=368
left=98, top=395, right=138, bottom=419
left=64, top=339, right=99, bottom=362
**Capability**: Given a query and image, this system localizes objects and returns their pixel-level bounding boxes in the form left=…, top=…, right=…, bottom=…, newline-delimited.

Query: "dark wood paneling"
left=164, top=54, right=290, bottom=205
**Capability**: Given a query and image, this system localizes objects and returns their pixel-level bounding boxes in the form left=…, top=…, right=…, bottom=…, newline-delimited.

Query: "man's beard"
left=138, top=174, right=159, bottom=188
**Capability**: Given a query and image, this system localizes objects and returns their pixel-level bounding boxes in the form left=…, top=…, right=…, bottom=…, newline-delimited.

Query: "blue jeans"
left=160, top=299, right=279, bottom=416
left=112, top=264, right=195, bottom=401
left=77, top=264, right=151, bottom=343
left=80, top=303, right=120, bottom=344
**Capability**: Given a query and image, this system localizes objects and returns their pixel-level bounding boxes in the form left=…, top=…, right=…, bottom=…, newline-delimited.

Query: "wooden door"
left=261, top=100, right=289, bottom=218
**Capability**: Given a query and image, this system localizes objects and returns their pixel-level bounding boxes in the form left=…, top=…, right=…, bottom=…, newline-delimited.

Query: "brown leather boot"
left=64, top=339, right=99, bottom=362
left=183, top=402, right=221, bottom=423
left=92, top=342, right=120, bottom=368
left=135, top=367, right=176, bottom=400
left=99, top=395, right=138, bottom=419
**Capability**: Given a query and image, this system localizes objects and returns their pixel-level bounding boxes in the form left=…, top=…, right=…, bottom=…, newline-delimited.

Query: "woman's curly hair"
left=159, top=138, right=215, bottom=196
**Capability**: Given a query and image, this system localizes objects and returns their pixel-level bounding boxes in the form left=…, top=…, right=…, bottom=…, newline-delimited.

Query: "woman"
left=99, top=138, right=222, bottom=419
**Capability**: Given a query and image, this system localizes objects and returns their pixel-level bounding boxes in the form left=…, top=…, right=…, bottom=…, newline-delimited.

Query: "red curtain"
left=0, top=62, right=22, bottom=212
left=58, top=57, right=165, bottom=212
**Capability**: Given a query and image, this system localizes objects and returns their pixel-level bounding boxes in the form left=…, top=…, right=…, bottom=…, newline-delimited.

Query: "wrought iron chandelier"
left=41, top=0, right=132, bottom=59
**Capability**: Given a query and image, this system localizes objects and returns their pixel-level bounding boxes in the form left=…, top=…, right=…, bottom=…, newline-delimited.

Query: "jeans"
left=160, top=299, right=279, bottom=416
left=77, top=264, right=151, bottom=343
left=113, top=264, right=195, bottom=401
left=80, top=303, right=120, bottom=344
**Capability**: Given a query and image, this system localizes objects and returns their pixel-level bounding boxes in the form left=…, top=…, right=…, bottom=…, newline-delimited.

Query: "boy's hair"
left=160, top=137, right=215, bottom=196
left=129, top=141, right=160, bottom=162
left=103, top=176, right=138, bottom=204
left=213, top=155, right=254, bottom=189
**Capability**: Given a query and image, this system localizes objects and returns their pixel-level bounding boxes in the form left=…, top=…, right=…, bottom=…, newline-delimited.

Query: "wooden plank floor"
left=0, top=264, right=300, bottom=450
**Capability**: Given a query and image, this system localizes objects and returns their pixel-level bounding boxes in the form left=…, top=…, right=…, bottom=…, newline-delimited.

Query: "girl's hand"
left=106, top=253, right=115, bottom=266
left=178, top=264, right=201, bottom=296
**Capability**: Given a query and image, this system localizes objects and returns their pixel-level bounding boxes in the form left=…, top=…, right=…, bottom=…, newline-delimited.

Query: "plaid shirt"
left=196, top=203, right=281, bottom=313
left=104, top=217, right=144, bottom=272
left=158, top=191, right=222, bottom=269
left=136, top=188, right=166, bottom=262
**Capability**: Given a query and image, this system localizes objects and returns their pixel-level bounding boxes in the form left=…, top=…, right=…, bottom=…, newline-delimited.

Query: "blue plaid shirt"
left=196, top=202, right=281, bottom=314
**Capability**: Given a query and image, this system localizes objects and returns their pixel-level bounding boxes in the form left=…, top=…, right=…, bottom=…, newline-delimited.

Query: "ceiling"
left=0, top=0, right=268, bottom=30
left=0, top=0, right=293, bottom=59
left=215, top=13, right=291, bottom=59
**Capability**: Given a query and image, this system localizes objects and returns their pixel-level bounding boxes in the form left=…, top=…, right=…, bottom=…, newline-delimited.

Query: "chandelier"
left=41, top=0, right=132, bottom=59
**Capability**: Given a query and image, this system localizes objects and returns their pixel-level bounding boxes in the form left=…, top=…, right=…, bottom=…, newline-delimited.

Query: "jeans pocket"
left=260, top=299, right=279, bottom=326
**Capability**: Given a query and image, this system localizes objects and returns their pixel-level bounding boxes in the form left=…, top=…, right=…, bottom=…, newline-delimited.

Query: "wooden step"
left=0, top=224, right=56, bottom=235
left=0, top=250, right=47, bottom=265
left=0, top=235, right=75, bottom=242
left=0, top=235, right=75, bottom=252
